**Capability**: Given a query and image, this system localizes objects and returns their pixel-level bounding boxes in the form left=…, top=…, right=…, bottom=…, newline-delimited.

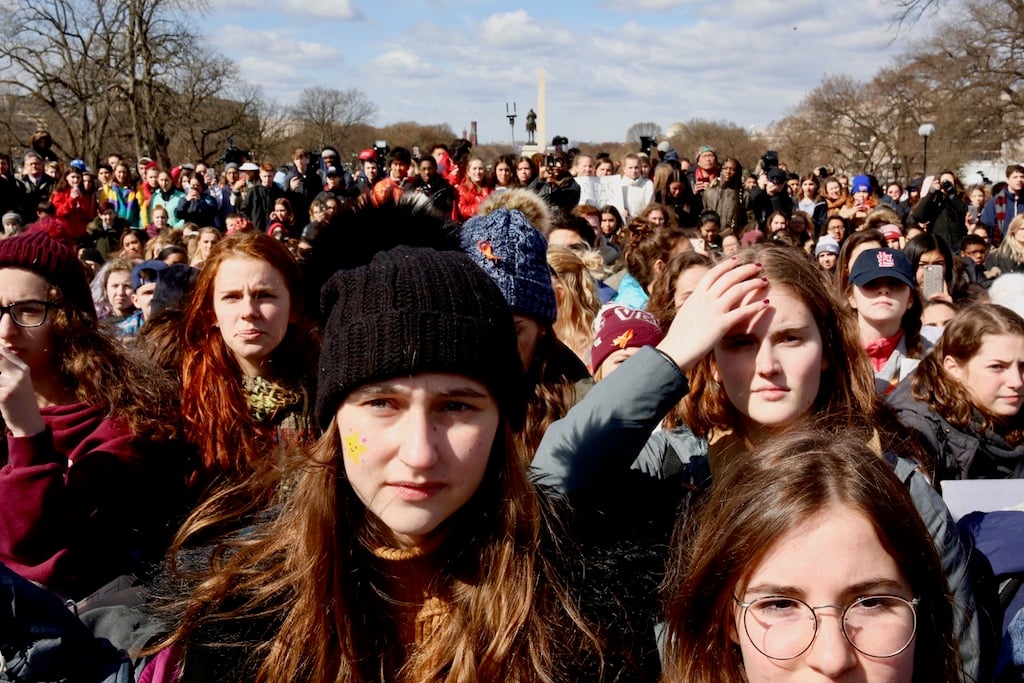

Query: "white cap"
left=656, top=141, right=671, bottom=153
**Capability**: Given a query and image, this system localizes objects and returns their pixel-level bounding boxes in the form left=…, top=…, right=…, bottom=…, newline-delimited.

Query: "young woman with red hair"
left=179, top=232, right=319, bottom=491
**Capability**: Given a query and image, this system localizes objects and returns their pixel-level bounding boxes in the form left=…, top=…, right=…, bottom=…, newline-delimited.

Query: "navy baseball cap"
left=848, top=248, right=916, bottom=289
left=131, top=259, right=169, bottom=290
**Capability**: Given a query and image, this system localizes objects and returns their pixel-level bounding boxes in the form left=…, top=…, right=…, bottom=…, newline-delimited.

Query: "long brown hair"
left=163, top=416, right=602, bottom=682
left=660, top=427, right=960, bottom=683
left=680, top=245, right=882, bottom=442
left=44, top=271, right=178, bottom=442
left=179, top=232, right=319, bottom=479
left=912, top=303, right=1024, bottom=445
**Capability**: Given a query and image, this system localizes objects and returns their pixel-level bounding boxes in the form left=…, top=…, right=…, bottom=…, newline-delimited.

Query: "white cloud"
left=477, top=10, right=571, bottom=48
left=206, top=0, right=946, bottom=143
left=371, top=50, right=439, bottom=78
left=601, top=0, right=690, bottom=10
left=228, top=0, right=362, bottom=20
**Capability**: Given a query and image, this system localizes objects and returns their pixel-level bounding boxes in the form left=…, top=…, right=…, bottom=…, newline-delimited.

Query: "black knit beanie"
left=316, top=246, right=523, bottom=429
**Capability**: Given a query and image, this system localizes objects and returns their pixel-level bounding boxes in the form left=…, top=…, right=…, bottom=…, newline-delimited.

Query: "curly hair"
left=9, top=274, right=179, bottom=443
left=621, top=219, right=686, bottom=291
left=89, top=257, right=135, bottom=320
left=179, top=232, right=319, bottom=481
left=911, top=303, right=1024, bottom=447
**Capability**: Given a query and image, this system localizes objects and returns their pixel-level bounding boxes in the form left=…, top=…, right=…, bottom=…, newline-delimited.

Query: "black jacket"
left=888, top=378, right=1024, bottom=482
left=911, top=188, right=967, bottom=249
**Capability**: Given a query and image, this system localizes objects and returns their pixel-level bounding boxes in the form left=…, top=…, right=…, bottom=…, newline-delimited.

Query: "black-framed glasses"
left=0, top=300, right=54, bottom=328
left=734, top=594, right=919, bottom=660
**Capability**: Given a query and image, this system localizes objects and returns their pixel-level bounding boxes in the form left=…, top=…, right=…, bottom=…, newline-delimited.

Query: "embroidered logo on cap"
left=876, top=251, right=895, bottom=269
left=613, top=328, right=635, bottom=349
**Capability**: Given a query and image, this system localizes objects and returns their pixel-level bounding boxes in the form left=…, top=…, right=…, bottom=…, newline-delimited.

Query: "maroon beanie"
left=0, top=225, right=96, bottom=320
left=591, top=303, right=663, bottom=372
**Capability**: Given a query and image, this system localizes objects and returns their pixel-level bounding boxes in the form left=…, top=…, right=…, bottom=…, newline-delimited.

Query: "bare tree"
left=667, top=118, right=765, bottom=169
left=232, top=86, right=293, bottom=165
left=625, top=121, right=663, bottom=145
left=0, top=0, right=264, bottom=168
left=292, top=86, right=377, bottom=151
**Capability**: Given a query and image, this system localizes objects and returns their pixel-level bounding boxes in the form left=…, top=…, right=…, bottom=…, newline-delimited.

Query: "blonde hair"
left=547, top=246, right=602, bottom=364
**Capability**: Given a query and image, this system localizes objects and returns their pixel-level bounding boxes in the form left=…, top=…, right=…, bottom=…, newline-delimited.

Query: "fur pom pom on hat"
left=458, top=208, right=557, bottom=325
left=316, top=246, right=523, bottom=429
left=0, top=225, right=96, bottom=320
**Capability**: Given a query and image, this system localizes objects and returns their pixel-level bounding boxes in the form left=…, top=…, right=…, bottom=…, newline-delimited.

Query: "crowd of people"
left=0, top=129, right=1023, bottom=682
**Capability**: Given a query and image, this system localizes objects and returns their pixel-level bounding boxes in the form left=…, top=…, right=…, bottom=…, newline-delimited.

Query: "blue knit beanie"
left=458, top=208, right=557, bottom=324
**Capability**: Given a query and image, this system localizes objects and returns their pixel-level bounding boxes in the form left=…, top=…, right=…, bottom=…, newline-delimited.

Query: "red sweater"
left=0, top=403, right=180, bottom=600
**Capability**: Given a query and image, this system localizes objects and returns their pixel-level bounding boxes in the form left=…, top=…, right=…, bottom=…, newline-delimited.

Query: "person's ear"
left=943, top=355, right=962, bottom=380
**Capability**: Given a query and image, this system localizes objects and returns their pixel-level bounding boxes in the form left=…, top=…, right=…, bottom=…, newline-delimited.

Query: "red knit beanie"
left=0, top=225, right=96, bottom=320
left=590, top=303, right=663, bottom=372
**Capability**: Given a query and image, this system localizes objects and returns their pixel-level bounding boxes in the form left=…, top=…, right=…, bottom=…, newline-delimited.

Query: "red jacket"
left=50, top=190, right=95, bottom=240
left=452, top=181, right=492, bottom=223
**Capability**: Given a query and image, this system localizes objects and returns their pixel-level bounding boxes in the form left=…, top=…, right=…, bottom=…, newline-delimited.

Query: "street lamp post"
left=506, top=102, right=517, bottom=150
left=918, top=123, right=935, bottom=175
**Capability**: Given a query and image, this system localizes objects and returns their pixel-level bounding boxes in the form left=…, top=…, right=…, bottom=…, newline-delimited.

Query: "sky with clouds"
left=206, top=0, right=938, bottom=146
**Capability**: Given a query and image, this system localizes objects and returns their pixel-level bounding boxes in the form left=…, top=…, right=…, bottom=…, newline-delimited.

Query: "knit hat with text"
left=316, top=246, right=523, bottom=429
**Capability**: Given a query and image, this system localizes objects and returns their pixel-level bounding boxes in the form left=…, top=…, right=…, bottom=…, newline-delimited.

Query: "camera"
left=545, top=152, right=566, bottom=169
left=639, top=136, right=655, bottom=155
left=941, top=179, right=955, bottom=194
left=221, top=136, right=249, bottom=167
left=761, top=151, right=779, bottom=173
left=373, top=139, right=390, bottom=160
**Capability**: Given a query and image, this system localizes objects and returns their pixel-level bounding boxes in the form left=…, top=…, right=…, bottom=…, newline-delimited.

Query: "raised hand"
left=656, top=257, right=769, bottom=372
left=0, top=345, right=45, bottom=437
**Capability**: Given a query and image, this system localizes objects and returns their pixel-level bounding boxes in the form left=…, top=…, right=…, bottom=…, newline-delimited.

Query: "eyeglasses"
left=734, top=594, right=919, bottom=660
left=0, top=300, right=54, bottom=328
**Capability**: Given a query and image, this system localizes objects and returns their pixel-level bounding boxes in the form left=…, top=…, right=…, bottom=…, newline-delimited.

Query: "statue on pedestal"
left=525, top=109, right=537, bottom=144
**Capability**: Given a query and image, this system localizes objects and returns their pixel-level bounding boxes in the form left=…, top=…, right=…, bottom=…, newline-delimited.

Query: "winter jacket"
left=872, top=334, right=928, bottom=395
left=149, top=188, right=186, bottom=229
left=175, top=192, right=218, bottom=228
left=17, top=173, right=55, bottom=219
left=703, top=183, right=746, bottom=231
left=451, top=181, right=492, bottom=223
left=984, top=249, right=1024, bottom=279
left=0, top=403, right=183, bottom=601
left=139, top=491, right=661, bottom=682
left=406, top=175, right=455, bottom=217
left=980, top=188, right=1024, bottom=245
left=109, top=183, right=140, bottom=227
left=747, top=187, right=795, bottom=228
left=611, top=272, right=648, bottom=310
left=238, top=184, right=282, bottom=233
left=888, top=378, right=1024, bottom=482
left=912, top=188, right=968, bottom=249
left=532, top=346, right=984, bottom=681
left=51, top=189, right=95, bottom=240
left=531, top=175, right=581, bottom=214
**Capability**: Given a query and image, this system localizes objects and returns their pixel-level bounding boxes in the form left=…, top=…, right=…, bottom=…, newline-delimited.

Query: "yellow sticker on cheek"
left=343, top=431, right=367, bottom=465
